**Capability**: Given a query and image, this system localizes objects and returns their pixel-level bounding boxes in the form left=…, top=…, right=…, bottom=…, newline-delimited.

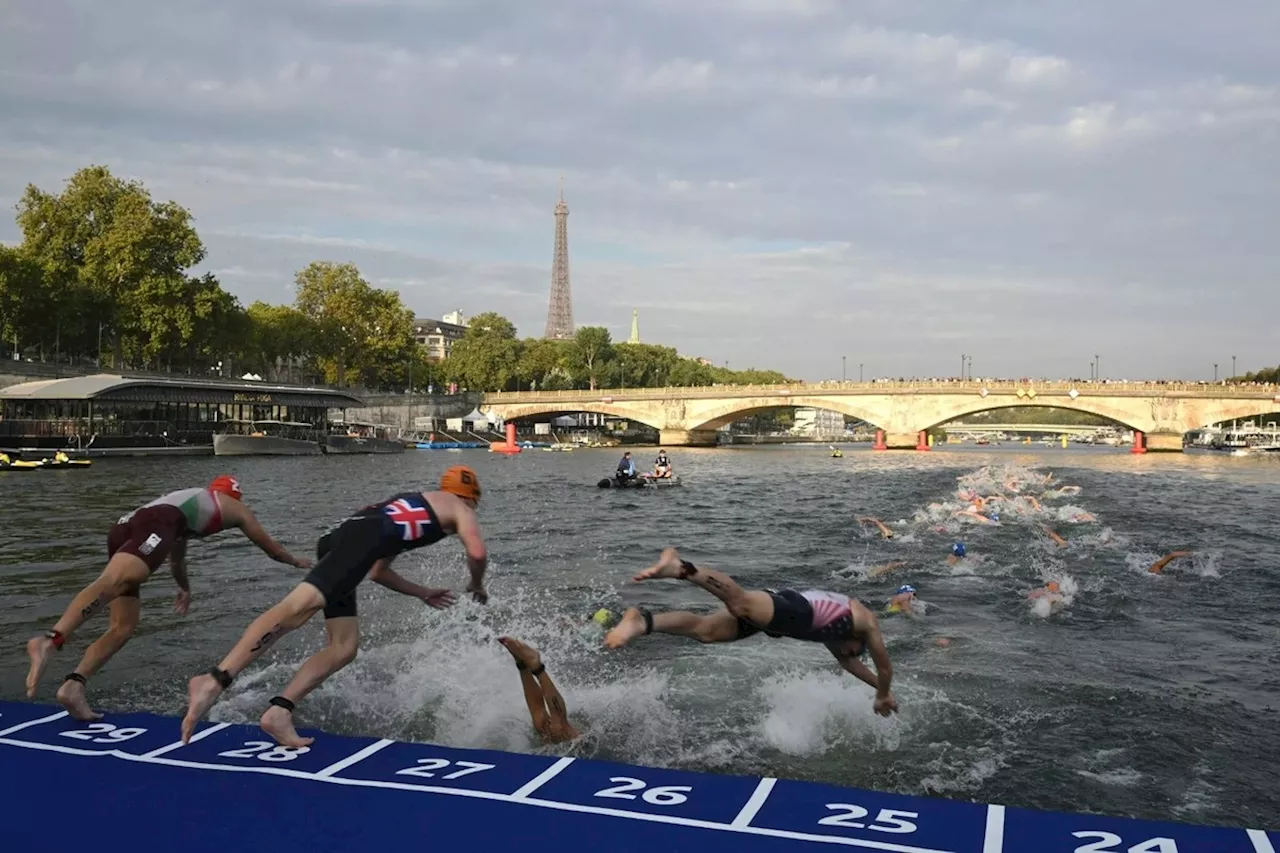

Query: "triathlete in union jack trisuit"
left=181, top=465, right=489, bottom=748
left=25, top=476, right=311, bottom=722
left=604, top=547, right=900, bottom=718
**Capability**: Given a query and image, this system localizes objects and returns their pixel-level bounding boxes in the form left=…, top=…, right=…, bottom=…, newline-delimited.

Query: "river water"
left=2, top=445, right=1277, bottom=829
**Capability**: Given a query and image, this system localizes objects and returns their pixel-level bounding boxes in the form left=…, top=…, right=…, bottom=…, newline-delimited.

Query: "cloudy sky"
left=2, top=0, right=1277, bottom=381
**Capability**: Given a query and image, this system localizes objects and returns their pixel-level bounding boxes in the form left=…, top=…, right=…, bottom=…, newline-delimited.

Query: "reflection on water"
left=1, top=444, right=1278, bottom=827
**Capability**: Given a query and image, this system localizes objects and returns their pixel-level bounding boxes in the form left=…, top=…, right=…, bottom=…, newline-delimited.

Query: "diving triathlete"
left=24, top=476, right=309, bottom=720
left=498, top=636, right=580, bottom=744
left=653, top=449, right=672, bottom=479
left=604, top=548, right=899, bottom=717
left=1149, top=551, right=1193, bottom=574
left=180, top=466, right=488, bottom=747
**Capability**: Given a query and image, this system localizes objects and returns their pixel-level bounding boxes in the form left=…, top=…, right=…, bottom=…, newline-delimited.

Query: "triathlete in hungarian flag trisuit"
left=24, top=476, right=311, bottom=721
left=180, top=465, right=489, bottom=749
left=604, top=547, right=900, bottom=718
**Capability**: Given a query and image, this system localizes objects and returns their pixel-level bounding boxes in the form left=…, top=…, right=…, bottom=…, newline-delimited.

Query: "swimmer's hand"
left=174, top=589, right=191, bottom=616
left=873, top=693, right=899, bottom=717
left=419, top=588, right=457, bottom=609
left=466, top=582, right=488, bottom=605
left=292, top=556, right=314, bottom=570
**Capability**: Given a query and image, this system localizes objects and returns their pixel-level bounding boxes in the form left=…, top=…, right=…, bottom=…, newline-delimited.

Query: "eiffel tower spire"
left=544, top=178, right=574, bottom=339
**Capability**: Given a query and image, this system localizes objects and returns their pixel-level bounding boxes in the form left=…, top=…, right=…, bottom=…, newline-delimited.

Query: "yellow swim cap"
left=592, top=608, right=613, bottom=626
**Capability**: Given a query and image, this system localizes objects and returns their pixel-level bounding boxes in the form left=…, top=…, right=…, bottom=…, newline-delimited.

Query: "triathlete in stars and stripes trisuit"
left=603, top=547, right=900, bottom=718
left=180, top=465, right=489, bottom=749
left=24, top=476, right=310, bottom=722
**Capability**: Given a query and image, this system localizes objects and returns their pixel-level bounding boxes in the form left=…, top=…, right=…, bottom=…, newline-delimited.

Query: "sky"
left=1, top=0, right=1277, bottom=382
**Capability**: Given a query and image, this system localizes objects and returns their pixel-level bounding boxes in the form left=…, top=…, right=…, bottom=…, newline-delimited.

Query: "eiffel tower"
left=543, top=180, right=575, bottom=339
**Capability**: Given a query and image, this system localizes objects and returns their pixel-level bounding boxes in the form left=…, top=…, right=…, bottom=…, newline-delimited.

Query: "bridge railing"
left=484, top=379, right=1280, bottom=402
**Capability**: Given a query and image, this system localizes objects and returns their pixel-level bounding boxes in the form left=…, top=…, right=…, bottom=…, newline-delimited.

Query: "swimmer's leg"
left=259, top=615, right=359, bottom=748
left=630, top=548, right=776, bottom=627
left=605, top=607, right=740, bottom=649
left=26, top=552, right=149, bottom=698
left=182, top=583, right=325, bottom=743
left=56, top=594, right=142, bottom=721
left=500, top=637, right=580, bottom=743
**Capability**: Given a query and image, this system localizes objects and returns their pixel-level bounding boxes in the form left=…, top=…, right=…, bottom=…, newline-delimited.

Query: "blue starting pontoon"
left=0, top=701, right=1273, bottom=852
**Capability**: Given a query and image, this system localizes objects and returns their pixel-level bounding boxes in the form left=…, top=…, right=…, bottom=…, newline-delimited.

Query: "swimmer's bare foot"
left=55, top=677, right=102, bottom=721
left=498, top=636, right=543, bottom=672
left=260, top=704, right=314, bottom=748
left=25, top=636, right=55, bottom=698
left=631, top=547, right=686, bottom=582
left=181, top=674, right=223, bottom=743
left=604, top=607, right=648, bottom=649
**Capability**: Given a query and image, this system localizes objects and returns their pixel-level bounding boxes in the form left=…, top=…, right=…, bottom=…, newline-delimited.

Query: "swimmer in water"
left=857, top=517, right=894, bottom=539
left=867, top=560, right=909, bottom=578
left=180, top=466, right=488, bottom=747
left=1043, top=526, right=1068, bottom=547
left=1027, top=580, right=1062, bottom=601
left=946, top=542, right=967, bottom=566
left=24, top=476, right=311, bottom=721
left=604, top=548, right=899, bottom=717
left=498, top=637, right=580, bottom=744
left=1149, top=551, right=1193, bottom=574
left=883, top=585, right=919, bottom=619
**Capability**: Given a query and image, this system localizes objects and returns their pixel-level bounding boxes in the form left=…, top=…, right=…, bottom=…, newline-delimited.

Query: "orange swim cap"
left=440, top=465, right=481, bottom=503
left=1046, top=581, right=1060, bottom=593
left=209, top=475, right=243, bottom=501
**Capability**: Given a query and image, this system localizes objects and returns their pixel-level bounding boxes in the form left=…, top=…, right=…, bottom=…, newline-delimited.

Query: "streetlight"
left=842, top=355, right=846, bottom=382
left=966, top=355, right=972, bottom=380
left=960, top=353, right=966, bottom=381
left=1094, top=354, right=1100, bottom=381
left=859, top=363, right=864, bottom=382
left=1232, top=355, right=1237, bottom=379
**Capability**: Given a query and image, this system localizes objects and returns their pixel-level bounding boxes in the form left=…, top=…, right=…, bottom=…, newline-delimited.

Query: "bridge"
left=943, top=423, right=1109, bottom=437
left=481, top=380, right=1280, bottom=452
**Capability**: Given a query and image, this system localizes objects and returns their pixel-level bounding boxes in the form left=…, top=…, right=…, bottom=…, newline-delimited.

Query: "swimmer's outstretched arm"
left=867, top=560, right=908, bottom=578
left=1042, top=526, right=1067, bottom=547
left=830, top=647, right=881, bottom=690
left=857, top=517, right=893, bottom=539
left=369, top=558, right=455, bottom=605
left=1149, top=551, right=1193, bottom=574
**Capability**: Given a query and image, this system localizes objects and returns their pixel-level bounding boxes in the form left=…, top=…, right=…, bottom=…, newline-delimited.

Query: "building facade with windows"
left=413, top=312, right=469, bottom=361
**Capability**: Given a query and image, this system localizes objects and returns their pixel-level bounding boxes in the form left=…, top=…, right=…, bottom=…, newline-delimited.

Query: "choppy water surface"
left=2, top=445, right=1278, bottom=828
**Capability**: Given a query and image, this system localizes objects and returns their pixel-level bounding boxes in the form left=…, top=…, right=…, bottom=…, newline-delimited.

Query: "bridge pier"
left=1144, top=432, right=1184, bottom=453
left=659, top=428, right=719, bottom=448
left=874, top=431, right=923, bottom=451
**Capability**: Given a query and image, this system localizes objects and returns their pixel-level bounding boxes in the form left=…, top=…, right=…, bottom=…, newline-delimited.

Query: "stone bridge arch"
left=481, top=402, right=664, bottom=431
left=684, top=395, right=892, bottom=432
left=921, top=398, right=1143, bottom=433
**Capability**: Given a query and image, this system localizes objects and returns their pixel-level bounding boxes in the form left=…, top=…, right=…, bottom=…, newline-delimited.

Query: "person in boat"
left=615, top=451, right=638, bottom=483
left=180, top=466, right=488, bottom=748
left=498, top=636, right=581, bottom=744
left=0, top=451, right=11, bottom=466
left=653, top=449, right=673, bottom=479
left=24, top=476, right=311, bottom=721
left=604, top=548, right=899, bottom=717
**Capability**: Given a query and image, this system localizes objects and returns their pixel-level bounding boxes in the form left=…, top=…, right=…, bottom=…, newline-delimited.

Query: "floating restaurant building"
left=0, top=373, right=367, bottom=456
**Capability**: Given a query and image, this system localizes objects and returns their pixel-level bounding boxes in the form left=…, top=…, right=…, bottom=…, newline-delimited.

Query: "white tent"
left=462, top=408, right=494, bottom=425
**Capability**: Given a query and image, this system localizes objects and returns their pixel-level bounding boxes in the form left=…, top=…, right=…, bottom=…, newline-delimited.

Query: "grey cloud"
left=1, top=0, right=1277, bottom=380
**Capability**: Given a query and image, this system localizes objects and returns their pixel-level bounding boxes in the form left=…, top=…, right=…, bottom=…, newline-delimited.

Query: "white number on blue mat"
left=60, top=723, right=148, bottom=743
left=216, top=741, right=311, bottom=762
left=1072, top=832, right=1178, bottom=853
left=395, top=758, right=495, bottom=780
left=819, top=804, right=919, bottom=834
left=594, top=777, right=692, bottom=806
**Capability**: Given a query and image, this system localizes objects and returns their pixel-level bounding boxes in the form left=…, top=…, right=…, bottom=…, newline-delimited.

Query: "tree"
left=293, top=261, right=416, bottom=388
left=0, top=245, right=50, bottom=357
left=517, top=337, right=572, bottom=389
left=445, top=311, right=523, bottom=391
left=15, top=165, right=205, bottom=367
left=569, top=326, right=613, bottom=390
left=614, top=342, right=680, bottom=387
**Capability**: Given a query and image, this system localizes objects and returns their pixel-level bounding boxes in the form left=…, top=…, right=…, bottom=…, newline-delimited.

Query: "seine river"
left=2, top=444, right=1277, bottom=829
